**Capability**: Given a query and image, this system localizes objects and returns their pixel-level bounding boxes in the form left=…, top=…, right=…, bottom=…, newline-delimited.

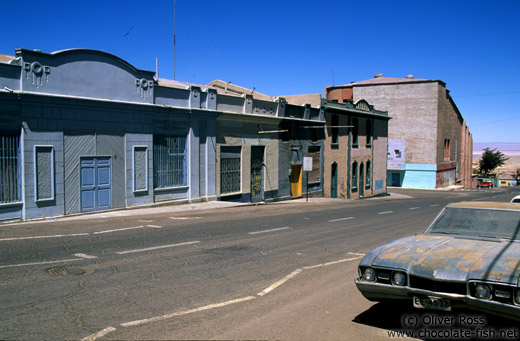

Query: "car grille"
left=409, top=275, right=467, bottom=295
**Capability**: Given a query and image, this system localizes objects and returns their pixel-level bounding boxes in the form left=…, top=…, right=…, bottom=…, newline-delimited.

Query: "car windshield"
left=427, top=207, right=520, bottom=241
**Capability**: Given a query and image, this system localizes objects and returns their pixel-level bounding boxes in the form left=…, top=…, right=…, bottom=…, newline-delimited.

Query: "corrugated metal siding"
left=199, top=120, right=207, bottom=197
left=64, top=134, right=95, bottom=214
left=97, top=134, right=124, bottom=209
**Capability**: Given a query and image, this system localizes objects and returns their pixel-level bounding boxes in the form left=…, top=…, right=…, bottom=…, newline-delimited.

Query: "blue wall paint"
left=0, top=48, right=325, bottom=221
left=16, top=49, right=155, bottom=103
left=388, top=164, right=437, bottom=189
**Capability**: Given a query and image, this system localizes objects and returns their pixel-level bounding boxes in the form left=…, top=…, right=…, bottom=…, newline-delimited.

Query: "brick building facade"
left=325, top=75, right=473, bottom=189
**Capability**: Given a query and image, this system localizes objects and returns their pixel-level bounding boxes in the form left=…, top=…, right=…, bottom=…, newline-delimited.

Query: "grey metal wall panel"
left=199, top=120, right=207, bottom=198
left=64, top=134, right=95, bottom=214
left=97, top=133, right=124, bottom=209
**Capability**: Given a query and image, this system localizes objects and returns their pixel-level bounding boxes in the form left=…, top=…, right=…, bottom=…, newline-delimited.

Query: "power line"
left=471, top=116, right=520, bottom=127
left=453, top=91, right=520, bottom=97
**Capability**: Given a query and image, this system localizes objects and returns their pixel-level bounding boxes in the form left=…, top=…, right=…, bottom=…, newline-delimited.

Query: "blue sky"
left=2, top=0, right=519, bottom=144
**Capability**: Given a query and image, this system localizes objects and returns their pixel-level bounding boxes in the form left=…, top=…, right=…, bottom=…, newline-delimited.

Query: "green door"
left=359, top=163, right=364, bottom=198
left=331, top=163, right=337, bottom=198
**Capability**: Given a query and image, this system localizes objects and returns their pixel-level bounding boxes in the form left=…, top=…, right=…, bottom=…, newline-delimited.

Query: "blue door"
left=81, top=157, right=111, bottom=212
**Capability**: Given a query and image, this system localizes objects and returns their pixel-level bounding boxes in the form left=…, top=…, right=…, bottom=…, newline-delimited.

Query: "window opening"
left=352, top=161, right=358, bottom=191
left=0, top=133, right=20, bottom=203
left=153, top=136, right=187, bottom=188
left=220, top=146, right=241, bottom=194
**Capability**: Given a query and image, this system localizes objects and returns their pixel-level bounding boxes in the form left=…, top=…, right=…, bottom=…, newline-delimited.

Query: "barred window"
left=0, top=133, right=20, bottom=203
left=220, top=146, right=241, bottom=194
left=153, top=136, right=187, bottom=188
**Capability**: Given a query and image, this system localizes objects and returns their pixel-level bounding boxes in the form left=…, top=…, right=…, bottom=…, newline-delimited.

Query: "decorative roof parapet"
left=321, top=98, right=390, bottom=119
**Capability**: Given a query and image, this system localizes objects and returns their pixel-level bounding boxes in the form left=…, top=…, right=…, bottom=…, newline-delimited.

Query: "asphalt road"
left=0, top=187, right=519, bottom=340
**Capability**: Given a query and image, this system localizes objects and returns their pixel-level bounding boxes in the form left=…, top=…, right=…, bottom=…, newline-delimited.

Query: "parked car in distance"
left=477, top=181, right=493, bottom=189
left=512, top=195, right=520, bottom=203
left=355, top=202, right=520, bottom=320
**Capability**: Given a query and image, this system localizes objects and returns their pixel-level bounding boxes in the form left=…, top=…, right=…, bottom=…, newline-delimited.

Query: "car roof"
left=447, top=201, right=520, bottom=211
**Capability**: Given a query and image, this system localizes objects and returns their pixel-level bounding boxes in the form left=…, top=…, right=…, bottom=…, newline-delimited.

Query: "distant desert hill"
left=473, top=142, right=520, bottom=167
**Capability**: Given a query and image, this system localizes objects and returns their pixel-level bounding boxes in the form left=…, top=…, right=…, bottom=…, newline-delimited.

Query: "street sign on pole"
left=303, top=157, right=313, bottom=172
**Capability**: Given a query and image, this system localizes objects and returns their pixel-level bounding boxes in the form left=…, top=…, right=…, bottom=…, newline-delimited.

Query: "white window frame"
left=132, top=145, right=148, bottom=193
left=34, top=145, right=55, bottom=202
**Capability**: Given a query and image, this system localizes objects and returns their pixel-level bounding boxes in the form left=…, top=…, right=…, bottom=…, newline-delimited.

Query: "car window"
left=427, top=207, right=520, bottom=240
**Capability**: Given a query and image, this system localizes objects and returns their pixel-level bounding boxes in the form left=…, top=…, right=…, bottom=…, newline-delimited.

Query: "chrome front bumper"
left=355, top=279, right=520, bottom=320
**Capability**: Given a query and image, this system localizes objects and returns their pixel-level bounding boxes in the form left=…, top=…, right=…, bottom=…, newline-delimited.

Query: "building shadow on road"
left=353, top=302, right=519, bottom=340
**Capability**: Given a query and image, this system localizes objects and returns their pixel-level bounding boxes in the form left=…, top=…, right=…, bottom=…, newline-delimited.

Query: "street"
left=1, top=187, right=519, bottom=340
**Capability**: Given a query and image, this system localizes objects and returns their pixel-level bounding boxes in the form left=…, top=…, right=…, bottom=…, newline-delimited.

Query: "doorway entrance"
left=80, top=157, right=112, bottom=212
left=290, top=165, right=302, bottom=197
left=330, top=162, right=338, bottom=198
left=250, top=146, right=264, bottom=203
left=359, top=163, right=365, bottom=198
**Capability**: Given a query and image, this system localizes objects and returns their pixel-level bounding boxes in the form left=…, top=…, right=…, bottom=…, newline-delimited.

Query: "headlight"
left=392, top=272, right=406, bottom=286
left=514, top=289, right=520, bottom=305
left=475, top=283, right=492, bottom=300
left=362, top=267, right=376, bottom=282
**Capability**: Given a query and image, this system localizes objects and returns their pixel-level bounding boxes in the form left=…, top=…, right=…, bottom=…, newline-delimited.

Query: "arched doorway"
left=359, top=162, right=364, bottom=198
left=331, top=162, right=338, bottom=198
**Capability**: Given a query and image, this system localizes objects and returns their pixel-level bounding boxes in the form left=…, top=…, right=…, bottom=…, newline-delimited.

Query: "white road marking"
left=81, top=326, right=117, bottom=341
left=74, top=253, right=98, bottom=259
left=347, top=252, right=366, bottom=256
left=93, top=226, right=145, bottom=234
left=248, top=227, right=291, bottom=235
left=146, top=225, right=162, bottom=228
left=0, top=258, right=83, bottom=269
left=377, top=211, right=394, bottom=215
left=120, top=296, right=257, bottom=327
left=0, top=233, right=89, bottom=242
left=84, top=255, right=362, bottom=339
left=115, top=241, right=201, bottom=255
left=328, top=217, right=354, bottom=222
left=169, top=217, right=201, bottom=220
left=303, top=256, right=363, bottom=270
left=257, top=269, right=303, bottom=296
left=430, top=204, right=440, bottom=207
left=409, top=207, right=420, bottom=210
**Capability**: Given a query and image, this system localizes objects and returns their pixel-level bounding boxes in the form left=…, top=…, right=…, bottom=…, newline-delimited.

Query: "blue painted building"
left=0, top=48, right=323, bottom=222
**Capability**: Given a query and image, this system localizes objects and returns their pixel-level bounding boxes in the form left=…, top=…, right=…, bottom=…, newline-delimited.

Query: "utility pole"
left=173, top=0, right=176, bottom=80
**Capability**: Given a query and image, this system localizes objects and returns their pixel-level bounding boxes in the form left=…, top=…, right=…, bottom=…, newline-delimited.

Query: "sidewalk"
left=1, top=192, right=411, bottom=227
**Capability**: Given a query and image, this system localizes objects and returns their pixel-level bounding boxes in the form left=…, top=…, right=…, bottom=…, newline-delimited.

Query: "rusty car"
left=355, top=202, right=520, bottom=320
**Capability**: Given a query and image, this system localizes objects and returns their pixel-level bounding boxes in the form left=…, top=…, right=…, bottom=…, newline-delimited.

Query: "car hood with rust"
left=361, top=234, right=520, bottom=284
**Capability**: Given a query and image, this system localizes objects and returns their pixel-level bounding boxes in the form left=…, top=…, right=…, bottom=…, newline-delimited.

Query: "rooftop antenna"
left=173, top=0, right=176, bottom=80
left=331, top=69, right=335, bottom=86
